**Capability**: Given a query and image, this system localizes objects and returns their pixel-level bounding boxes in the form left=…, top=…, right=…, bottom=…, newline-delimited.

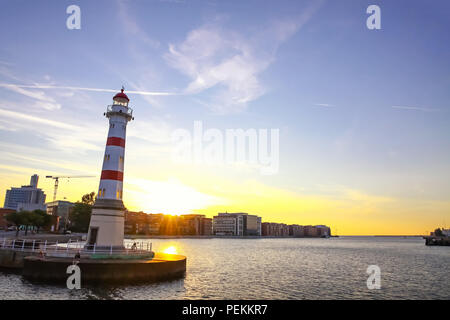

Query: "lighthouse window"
left=104, top=154, right=110, bottom=161
left=116, top=190, right=122, bottom=199
left=119, top=156, right=123, bottom=163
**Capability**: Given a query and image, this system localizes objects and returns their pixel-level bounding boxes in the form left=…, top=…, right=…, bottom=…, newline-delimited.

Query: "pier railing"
left=0, top=238, right=152, bottom=258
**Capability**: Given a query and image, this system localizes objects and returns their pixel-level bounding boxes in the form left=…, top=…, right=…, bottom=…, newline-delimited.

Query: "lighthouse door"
left=88, top=227, right=98, bottom=247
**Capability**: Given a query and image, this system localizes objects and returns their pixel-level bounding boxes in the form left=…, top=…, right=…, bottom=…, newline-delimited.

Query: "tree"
left=434, top=228, right=443, bottom=237
left=69, top=203, right=92, bottom=232
left=69, top=192, right=95, bottom=233
left=32, top=209, right=52, bottom=233
left=19, top=211, right=34, bottom=236
left=81, top=192, right=95, bottom=205
left=5, top=211, right=25, bottom=237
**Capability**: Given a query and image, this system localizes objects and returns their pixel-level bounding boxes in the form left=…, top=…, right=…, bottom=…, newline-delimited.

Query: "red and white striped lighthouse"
left=86, top=87, right=134, bottom=249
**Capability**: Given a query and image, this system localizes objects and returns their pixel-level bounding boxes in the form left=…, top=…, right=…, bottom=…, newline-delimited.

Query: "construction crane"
left=46, top=175, right=95, bottom=201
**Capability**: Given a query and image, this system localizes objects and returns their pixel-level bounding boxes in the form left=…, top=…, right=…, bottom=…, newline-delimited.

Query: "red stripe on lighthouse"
left=101, top=170, right=123, bottom=181
left=106, top=137, right=125, bottom=147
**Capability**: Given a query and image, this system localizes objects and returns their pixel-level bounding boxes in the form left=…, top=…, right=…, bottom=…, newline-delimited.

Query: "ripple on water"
left=0, top=237, right=448, bottom=299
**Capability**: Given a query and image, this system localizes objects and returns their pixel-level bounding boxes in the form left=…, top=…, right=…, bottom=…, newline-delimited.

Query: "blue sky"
left=0, top=0, right=449, bottom=234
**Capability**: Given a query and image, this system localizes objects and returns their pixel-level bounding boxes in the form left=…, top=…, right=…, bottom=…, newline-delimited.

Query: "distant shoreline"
left=124, top=235, right=425, bottom=239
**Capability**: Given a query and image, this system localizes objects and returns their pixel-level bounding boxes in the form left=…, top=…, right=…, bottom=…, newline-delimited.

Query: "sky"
left=0, top=0, right=449, bottom=235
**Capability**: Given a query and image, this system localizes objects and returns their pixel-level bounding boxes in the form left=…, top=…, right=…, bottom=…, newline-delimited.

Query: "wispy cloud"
left=0, top=107, right=105, bottom=153
left=314, top=103, right=335, bottom=107
left=0, top=83, right=61, bottom=110
left=164, top=2, right=323, bottom=114
left=0, top=108, right=80, bottom=130
left=392, top=105, right=438, bottom=112
left=0, top=83, right=176, bottom=96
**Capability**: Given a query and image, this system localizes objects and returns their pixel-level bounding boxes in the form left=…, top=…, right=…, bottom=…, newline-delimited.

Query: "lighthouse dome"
left=113, top=88, right=129, bottom=106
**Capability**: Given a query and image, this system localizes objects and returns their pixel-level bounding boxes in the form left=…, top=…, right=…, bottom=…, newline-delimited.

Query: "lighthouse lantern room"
left=86, top=88, right=133, bottom=250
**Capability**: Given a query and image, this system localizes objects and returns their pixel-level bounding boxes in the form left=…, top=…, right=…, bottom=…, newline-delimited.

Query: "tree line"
left=5, top=192, right=95, bottom=236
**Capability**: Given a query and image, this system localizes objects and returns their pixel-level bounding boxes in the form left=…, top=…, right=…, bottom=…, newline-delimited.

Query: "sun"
left=162, top=246, right=178, bottom=254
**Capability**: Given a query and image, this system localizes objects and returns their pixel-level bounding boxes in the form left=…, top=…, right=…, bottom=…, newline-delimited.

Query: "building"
left=289, top=224, right=305, bottom=237
left=200, top=217, right=212, bottom=236
left=178, top=214, right=204, bottom=235
left=244, top=215, right=262, bottom=236
left=262, top=223, right=330, bottom=237
left=86, top=88, right=134, bottom=249
left=315, top=225, right=331, bottom=237
left=178, top=214, right=213, bottom=236
left=124, top=211, right=165, bottom=235
left=213, top=212, right=261, bottom=236
left=3, top=174, right=46, bottom=211
left=213, top=212, right=244, bottom=236
left=261, top=222, right=289, bottom=236
left=46, top=200, right=74, bottom=231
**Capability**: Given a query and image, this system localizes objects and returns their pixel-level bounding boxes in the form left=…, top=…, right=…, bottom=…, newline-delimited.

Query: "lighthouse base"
left=22, top=252, right=186, bottom=284
left=86, top=199, right=125, bottom=249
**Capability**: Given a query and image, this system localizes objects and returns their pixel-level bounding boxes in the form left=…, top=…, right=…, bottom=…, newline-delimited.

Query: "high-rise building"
left=3, top=174, right=46, bottom=211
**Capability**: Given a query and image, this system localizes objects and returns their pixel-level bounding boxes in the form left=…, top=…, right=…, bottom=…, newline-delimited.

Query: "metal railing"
left=0, top=238, right=152, bottom=258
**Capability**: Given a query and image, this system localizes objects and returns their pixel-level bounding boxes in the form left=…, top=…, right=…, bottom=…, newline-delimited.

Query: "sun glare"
left=162, top=246, right=178, bottom=255
left=125, top=178, right=221, bottom=214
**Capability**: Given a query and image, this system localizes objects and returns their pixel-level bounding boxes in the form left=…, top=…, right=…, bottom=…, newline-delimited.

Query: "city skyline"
left=0, top=0, right=449, bottom=235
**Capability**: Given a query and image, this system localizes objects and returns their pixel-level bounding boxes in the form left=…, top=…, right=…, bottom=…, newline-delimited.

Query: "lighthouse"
left=86, top=88, right=133, bottom=250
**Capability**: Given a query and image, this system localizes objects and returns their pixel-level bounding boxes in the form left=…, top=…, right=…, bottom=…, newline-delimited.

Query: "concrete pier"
left=22, top=252, right=186, bottom=284
left=0, top=249, right=41, bottom=269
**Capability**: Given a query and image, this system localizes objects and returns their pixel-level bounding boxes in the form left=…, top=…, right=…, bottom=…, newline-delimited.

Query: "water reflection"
left=0, top=237, right=449, bottom=299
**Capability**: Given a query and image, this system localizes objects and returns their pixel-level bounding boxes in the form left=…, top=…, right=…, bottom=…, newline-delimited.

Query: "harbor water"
left=0, top=236, right=448, bottom=300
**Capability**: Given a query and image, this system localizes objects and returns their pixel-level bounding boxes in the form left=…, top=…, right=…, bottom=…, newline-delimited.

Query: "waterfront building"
left=213, top=213, right=244, bottom=236
left=261, top=222, right=289, bottom=236
left=200, top=217, right=212, bottom=235
left=179, top=214, right=205, bottom=235
left=124, top=211, right=167, bottom=235
left=315, top=225, right=331, bottom=237
left=86, top=88, right=134, bottom=249
left=3, top=174, right=46, bottom=211
left=303, top=225, right=319, bottom=237
left=213, top=212, right=261, bottom=236
left=289, top=224, right=305, bottom=237
left=46, top=200, right=74, bottom=231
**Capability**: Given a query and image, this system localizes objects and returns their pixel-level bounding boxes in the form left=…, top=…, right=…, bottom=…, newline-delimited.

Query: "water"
left=0, top=237, right=448, bottom=300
